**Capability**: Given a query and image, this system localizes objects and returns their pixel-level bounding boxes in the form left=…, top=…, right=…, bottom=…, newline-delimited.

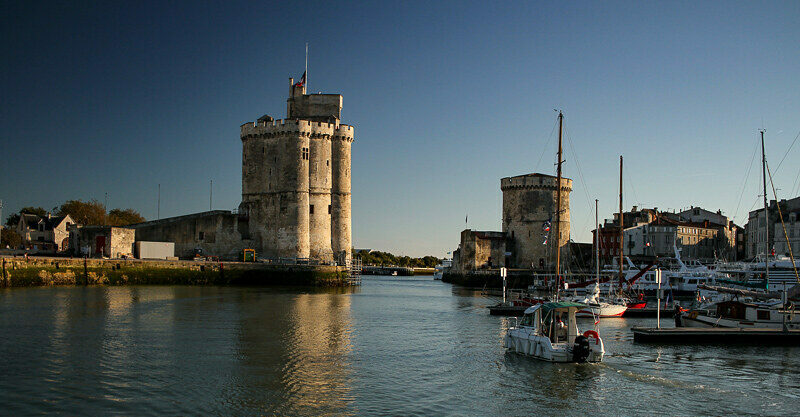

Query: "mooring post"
left=83, top=256, right=89, bottom=286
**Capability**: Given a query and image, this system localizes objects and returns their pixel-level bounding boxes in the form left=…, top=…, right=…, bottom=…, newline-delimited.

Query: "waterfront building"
left=131, top=79, right=354, bottom=262
left=502, top=173, right=572, bottom=271
left=744, top=196, right=800, bottom=259
left=746, top=196, right=800, bottom=259
left=16, top=213, right=77, bottom=252
left=450, top=173, right=575, bottom=273
left=594, top=206, right=738, bottom=264
left=239, top=79, right=353, bottom=262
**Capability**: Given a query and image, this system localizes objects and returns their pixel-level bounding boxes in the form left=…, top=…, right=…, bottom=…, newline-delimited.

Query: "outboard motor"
left=572, top=335, right=591, bottom=363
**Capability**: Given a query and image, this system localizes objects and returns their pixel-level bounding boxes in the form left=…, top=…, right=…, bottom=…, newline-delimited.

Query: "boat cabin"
left=520, top=302, right=586, bottom=344
left=714, top=300, right=783, bottom=322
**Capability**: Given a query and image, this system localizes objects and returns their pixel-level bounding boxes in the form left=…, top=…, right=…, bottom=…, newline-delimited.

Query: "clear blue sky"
left=2, top=1, right=799, bottom=257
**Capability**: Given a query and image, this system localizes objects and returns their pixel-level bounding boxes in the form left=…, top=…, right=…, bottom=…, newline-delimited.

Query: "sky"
left=2, top=1, right=800, bottom=257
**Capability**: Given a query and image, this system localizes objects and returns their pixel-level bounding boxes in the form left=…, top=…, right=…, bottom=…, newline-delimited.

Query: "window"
left=302, top=147, right=309, bottom=160
left=199, top=232, right=204, bottom=240
left=757, top=310, right=770, bottom=320
left=310, top=205, right=314, bottom=214
left=327, top=160, right=330, bottom=166
left=328, top=205, right=332, bottom=214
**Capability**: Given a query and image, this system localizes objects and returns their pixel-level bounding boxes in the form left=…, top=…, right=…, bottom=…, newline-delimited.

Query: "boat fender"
left=582, top=330, right=600, bottom=344
left=572, top=335, right=591, bottom=363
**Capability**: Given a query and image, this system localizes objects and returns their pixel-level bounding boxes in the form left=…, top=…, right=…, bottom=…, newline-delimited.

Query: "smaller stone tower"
left=501, top=173, right=572, bottom=270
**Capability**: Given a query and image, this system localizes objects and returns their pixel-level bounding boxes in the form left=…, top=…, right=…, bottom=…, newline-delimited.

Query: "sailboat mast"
left=619, top=156, right=624, bottom=291
left=555, top=112, right=564, bottom=298
left=761, top=130, right=770, bottom=285
left=596, top=199, right=600, bottom=283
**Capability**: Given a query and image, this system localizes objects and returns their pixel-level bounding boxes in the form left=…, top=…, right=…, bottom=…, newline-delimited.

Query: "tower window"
left=328, top=205, right=331, bottom=214
left=302, top=147, right=309, bottom=160
left=199, top=232, right=204, bottom=241
left=310, top=205, right=314, bottom=214
left=327, top=160, right=330, bottom=166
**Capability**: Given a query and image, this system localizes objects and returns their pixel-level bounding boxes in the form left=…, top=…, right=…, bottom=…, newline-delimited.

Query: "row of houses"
left=6, top=213, right=173, bottom=259
left=594, top=206, right=741, bottom=264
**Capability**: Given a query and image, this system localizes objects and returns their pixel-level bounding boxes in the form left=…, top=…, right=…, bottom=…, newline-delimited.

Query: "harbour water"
left=1, top=276, right=798, bottom=416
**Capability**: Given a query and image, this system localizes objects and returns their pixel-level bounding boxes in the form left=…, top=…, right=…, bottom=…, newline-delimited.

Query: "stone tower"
left=501, top=173, right=571, bottom=270
left=239, top=80, right=353, bottom=262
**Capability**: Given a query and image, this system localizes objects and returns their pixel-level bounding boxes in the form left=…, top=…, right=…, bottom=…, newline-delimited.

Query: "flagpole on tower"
left=305, top=42, right=308, bottom=92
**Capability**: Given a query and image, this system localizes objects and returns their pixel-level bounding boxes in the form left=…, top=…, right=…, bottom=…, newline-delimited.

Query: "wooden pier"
left=631, top=327, right=800, bottom=345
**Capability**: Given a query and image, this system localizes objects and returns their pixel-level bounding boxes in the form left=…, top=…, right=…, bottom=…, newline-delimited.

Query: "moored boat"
left=504, top=302, right=605, bottom=363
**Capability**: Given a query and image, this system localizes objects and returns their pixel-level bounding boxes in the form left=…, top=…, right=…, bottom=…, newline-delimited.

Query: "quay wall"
left=442, top=270, right=535, bottom=289
left=0, top=257, right=349, bottom=287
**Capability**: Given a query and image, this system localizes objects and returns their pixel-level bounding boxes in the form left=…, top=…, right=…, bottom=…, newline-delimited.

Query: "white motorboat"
left=504, top=302, right=605, bottom=363
left=433, top=259, right=451, bottom=280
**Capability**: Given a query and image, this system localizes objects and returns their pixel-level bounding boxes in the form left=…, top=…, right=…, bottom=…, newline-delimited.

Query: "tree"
left=108, top=208, right=145, bottom=226
left=5, top=206, right=47, bottom=227
left=58, top=200, right=106, bottom=225
left=1, top=228, right=22, bottom=249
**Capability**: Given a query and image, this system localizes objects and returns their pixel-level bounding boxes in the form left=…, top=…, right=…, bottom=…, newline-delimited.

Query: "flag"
left=294, top=71, right=306, bottom=87
left=465, top=214, right=468, bottom=224
left=542, top=219, right=551, bottom=232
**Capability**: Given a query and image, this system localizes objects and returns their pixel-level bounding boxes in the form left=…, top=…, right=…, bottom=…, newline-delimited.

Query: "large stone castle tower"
left=501, top=173, right=571, bottom=270
left=239, top=80, right=353, bottom=262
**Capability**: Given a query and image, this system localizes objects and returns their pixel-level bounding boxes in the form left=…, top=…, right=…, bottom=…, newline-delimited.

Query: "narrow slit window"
left=328, top=205, right=331, bottom=214
left=310, top=205, right=314, bottom=214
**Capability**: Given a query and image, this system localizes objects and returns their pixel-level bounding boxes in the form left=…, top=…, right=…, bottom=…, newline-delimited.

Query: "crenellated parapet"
left=240, top=119, right=339, bottom=140
left=501, top=174, right=572, bottom=192
left=333, top=124, right=355, bottom=142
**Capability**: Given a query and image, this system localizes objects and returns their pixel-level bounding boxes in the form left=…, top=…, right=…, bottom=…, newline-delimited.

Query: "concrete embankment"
left=0, top=257, right=351, bottom=287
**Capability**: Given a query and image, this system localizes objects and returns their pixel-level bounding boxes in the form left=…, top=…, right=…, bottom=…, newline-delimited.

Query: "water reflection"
left=225, top=290, right=354, bottom=416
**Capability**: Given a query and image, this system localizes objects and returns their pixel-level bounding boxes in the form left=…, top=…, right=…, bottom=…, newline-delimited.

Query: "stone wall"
left=130, top=211, right=249, bottom=260
left=502, top=173, right=571, bottom=269
left=452, top=230, right=507, bottom=272
left=239, top=84, right=354, bottom=263
left=0, top=256, right=350, bottom=287
left=76, top=226, right=135, bottom=258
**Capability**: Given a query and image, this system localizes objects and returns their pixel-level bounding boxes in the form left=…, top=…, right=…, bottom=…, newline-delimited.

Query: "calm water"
left=1, top=276, right=798, bottom=416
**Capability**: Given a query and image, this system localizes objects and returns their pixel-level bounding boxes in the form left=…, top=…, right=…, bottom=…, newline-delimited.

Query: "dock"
left=623, top=308, right=678, bottom=318
left=488, top=304, right=528, bottom=316
left=631, top=327, right=800, bottom=345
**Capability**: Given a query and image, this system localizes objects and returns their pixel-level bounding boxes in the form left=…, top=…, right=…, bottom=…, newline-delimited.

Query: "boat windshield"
left=520, top=314, right=536, bottom=327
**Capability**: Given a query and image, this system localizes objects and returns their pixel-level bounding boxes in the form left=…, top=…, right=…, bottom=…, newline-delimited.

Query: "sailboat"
left=570, top=197, right=629, bottom=317
left=678, top=130, right=800, bottom=329
left=504, top=112, right=605, bottom=363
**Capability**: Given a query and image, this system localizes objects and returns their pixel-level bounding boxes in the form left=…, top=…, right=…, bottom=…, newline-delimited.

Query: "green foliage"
left=108, top=208, right=145, bottom=226
left=20, top=206, right=47, bottom=217
left=4, top=213, right=19, bottom=227
left=7, top=200, right=145, bottom=228
left=58, top=199, right=107, bottom=225
left=354, top=250, right=441, bottom=268
left=5, top=206, right=47, bottom=227
left=1, top=228, right=23, bottom=248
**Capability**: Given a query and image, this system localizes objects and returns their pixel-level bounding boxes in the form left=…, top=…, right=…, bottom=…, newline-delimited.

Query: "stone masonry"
left=239, top=80, right=353, bottom=262
left=502, top=173, right=572, bottom=270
